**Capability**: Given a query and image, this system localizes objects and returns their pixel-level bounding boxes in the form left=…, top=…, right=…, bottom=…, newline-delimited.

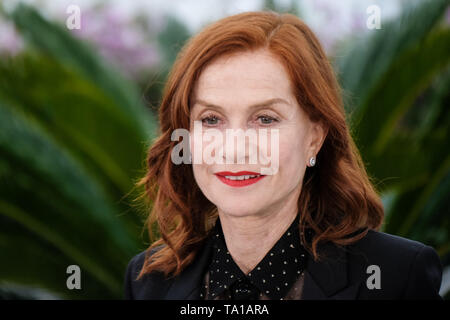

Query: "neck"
left=218, top=194, right=300, bottom=275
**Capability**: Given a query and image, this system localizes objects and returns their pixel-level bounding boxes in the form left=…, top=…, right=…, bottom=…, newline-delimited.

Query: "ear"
left=308, top=121, right=328, bottom=157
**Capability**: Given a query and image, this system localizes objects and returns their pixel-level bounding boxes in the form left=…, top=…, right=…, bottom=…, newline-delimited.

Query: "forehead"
left=193, top=49, right=294, bottom=104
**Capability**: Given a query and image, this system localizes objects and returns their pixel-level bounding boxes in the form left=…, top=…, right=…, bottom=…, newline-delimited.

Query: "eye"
left=201, top=114, right=221, bottom=126
left=257, top=114, right=279, bottom=125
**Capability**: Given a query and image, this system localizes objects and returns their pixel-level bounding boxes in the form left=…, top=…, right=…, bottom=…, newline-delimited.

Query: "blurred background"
left=0, top=0, right=449, bottom=299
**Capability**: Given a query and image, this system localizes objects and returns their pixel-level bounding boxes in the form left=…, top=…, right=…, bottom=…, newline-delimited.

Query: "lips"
left=214, top=171, right=266, bottom=187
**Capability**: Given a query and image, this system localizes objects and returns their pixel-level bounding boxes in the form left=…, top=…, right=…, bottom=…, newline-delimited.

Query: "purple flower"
left=70, top=5, right=161, bottom=79
left=0, top=21, right=24, bottom=56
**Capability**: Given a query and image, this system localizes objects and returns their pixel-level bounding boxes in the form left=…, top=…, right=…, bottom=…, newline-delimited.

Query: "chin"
left=213, top=196, right=267, bottom=217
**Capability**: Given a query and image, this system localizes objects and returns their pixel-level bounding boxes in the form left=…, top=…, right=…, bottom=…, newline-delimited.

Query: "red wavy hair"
left=135, top=11, right=384, bottom=279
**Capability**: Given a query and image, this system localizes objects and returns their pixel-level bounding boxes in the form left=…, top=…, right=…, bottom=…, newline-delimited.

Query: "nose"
left=222, top=128, right=258, bottom=165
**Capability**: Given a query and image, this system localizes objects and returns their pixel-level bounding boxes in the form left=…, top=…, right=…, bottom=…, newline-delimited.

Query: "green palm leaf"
left=8, top=3, right=156, bottom=140
left=0, top=102, right=139, bottom=298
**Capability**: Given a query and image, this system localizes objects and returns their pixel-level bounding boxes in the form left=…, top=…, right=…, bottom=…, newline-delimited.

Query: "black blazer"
left=124, top=229, right=443, bottom=300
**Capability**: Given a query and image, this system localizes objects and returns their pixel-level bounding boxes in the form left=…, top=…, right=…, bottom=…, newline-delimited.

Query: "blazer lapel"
left=164, top=239, right=213, bottom=299
left=164, top=235, right=362, bottom=300
left=302, top=241, right=361, bottom=300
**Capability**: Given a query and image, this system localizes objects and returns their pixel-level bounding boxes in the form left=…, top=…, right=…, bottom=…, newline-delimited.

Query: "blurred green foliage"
left=335, top=0, right=450, bottom=258
left=0, top=3, right=157, bottom=299
left=0, top=0, right=448, bottom=299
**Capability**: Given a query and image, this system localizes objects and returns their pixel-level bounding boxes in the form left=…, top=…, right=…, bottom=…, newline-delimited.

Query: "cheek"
left=192, top=163, right=209, bottom=185
left=191, top=163, right=214, bottom=201
left=278, top=130, right=307, bottom=176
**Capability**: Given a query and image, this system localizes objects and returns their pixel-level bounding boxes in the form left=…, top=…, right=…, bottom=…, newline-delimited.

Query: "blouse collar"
left=206, top=213, right=309, bottom=300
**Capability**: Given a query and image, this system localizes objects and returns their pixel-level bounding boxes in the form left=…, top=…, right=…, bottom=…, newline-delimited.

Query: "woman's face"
left=189, top=49, right=326, bottom=218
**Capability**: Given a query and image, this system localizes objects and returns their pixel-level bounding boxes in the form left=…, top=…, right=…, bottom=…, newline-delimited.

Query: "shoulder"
left=346, top=229, right=443, bottom=299
left=123, top=245, right=170, bottom=300
left=350, top=229, right=429, bottom=258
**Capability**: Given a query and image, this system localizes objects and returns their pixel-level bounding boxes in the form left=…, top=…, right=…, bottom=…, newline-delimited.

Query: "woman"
left=124, top=11, right=443, bottom=300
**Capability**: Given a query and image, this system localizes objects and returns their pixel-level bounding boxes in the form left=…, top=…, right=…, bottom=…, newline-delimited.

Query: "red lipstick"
left=214, top=171, right=266, bottom=187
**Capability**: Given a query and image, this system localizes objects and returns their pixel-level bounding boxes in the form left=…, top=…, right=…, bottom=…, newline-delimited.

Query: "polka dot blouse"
left=200, top=214, right=310, bottom=300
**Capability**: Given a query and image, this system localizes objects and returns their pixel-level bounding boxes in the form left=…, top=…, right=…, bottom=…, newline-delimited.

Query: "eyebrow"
left=192, top=98, right=291, bottom=111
